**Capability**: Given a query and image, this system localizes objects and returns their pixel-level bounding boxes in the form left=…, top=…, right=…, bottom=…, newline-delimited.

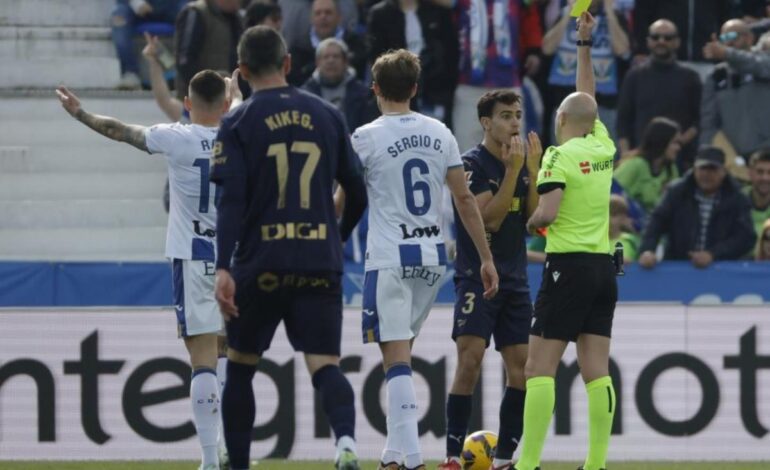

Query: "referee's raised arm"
left=576, top=11, right=596, bottom=98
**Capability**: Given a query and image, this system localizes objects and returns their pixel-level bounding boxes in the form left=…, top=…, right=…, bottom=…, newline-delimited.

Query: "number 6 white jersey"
left=352, top=113, right=462, bottom=271
left=145, top=122, right=219, bottom=261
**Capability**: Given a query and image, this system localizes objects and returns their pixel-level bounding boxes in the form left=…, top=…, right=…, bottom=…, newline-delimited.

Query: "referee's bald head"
left=555, top=92, right=598, bottom=144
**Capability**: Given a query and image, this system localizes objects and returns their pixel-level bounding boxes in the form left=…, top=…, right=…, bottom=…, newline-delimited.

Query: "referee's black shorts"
left=531, top=253, right=618, bottom=342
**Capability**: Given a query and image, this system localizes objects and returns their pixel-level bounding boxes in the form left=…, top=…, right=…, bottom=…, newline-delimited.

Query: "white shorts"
left=361, top=266, right=446, bottom=343
left=172, top=259, right=223, bottom=337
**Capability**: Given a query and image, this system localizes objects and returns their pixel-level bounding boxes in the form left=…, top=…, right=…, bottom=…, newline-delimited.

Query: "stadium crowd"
left=111, top=0, right=770, bottom=263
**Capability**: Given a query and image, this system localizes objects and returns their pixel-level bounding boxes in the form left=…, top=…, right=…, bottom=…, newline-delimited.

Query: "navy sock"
left=496, top=387, right=526, bottom=460
left=312, top=364, right=355, bottom=440
left=222, top=361, right=257, bottom=470
left=446, top=393, right=472, bottom=457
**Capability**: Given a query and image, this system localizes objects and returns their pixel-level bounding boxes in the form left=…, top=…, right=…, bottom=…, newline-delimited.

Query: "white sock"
left=493, top=458, right=512, bottom=468
left=191, top=368, right=220, bottom=467
left=381, top=415, right=402, bottom=464
left=387, top=373, right=422, bottom=469
left=336, top=434, right=357, bottom=461
left=216, top=356, right=228, bottom=451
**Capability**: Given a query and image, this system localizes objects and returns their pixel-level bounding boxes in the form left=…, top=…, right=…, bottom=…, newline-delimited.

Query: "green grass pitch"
left=1, top=461, right=768, bottom=469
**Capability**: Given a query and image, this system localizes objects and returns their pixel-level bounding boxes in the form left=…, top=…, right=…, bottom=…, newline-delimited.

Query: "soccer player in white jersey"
left=57, top=70, right=238, bottom=470
left=344, top=49, right=499, bottom=470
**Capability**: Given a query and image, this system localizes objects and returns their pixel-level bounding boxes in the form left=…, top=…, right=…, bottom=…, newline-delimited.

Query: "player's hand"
left=503, top=134, right=525, bottom=172
left=215, top=269, right=239, bottom=320
left=142, top=32, right=159, bottom=60
left=526, top=217, right=536, bottom=235
left=224, top=68, right=243, bottom=104
left=638, top=251, right=657, bottom=269
left=56, top=86, right=81, bottom=117
left=525, top=131, right=542, bottom=171
left=689, top=250, right=714, bottom=269
left=577, top=11, right=595, bottom=41
left=703, top=34, right=728, bottom=61
left=479, top=260, right=499, bottom=300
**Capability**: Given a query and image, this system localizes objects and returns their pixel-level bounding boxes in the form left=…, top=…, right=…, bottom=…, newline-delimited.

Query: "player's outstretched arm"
left=575, top=11, right=596, bottom=98
left=447, top=166, right=499, bottom=299
left=56, top=86, right=148, bottom=152
left=142, top=32, right=183, bottom=122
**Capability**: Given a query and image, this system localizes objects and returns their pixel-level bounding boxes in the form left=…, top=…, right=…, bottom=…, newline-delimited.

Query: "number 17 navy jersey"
left=211, top=86, right=363, bottom=281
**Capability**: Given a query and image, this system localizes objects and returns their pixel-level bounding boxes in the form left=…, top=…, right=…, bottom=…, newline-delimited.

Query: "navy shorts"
left=228, top=271, right=343, bottom=356
left=452, top=278, right=532, bottom=350
left=532, top=253, right=617, bottom=342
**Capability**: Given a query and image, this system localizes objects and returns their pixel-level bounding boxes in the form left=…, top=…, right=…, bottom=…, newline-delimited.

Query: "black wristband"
left=576, top=38, right=593, bottom=47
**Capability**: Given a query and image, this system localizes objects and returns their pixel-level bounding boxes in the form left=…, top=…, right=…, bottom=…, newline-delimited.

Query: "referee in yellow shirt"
left=514, top=11, right=617, bottom=470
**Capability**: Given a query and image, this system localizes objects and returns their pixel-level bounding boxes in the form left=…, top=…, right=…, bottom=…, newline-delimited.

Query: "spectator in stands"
left=632, top=0, right=730, bottom=78
left=286, top=0, right=366, bottom=86
left=745, top=149, right=770, bottom=238
left=366, top=0, right=458, bottom=124
left=701, top=19, right=770, bottom=172
left=638, top=146, right=756, bottom=269
left=244, top=1, right=283, bottom=29
left=452, top=0, right=543, bottom=152
left=174, top=0, right=242, bottom=99
left=279, top=0, right=360, bottom=50
left=755, top=219, right=770, bottom=260
left=541, top=0, right=630, bottom=143
left=614, top=117, right=681, bottom=212
left=302, top=38, right=377, bottom=130
left=111, top=0, right=188, bottom=89
left=609, top=193, right=639, bottom=263
left=617, top=19, right=702, bottom=169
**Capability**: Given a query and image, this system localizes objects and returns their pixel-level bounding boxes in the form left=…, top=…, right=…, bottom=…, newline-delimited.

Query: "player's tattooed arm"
left=74, top=109, right=148, bottom=151
left=56, top=86, right=148, bottom=152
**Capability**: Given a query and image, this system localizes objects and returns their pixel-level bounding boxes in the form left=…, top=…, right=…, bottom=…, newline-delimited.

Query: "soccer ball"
left=460, top=430, right=498, bottom=470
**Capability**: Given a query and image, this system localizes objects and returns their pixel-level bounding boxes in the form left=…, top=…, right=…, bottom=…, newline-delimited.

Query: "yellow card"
left=570, top=0, right=592, bottom=17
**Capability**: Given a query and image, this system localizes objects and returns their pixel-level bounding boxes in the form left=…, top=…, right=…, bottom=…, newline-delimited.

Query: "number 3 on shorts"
left=461, top=292, right=476, bottom=314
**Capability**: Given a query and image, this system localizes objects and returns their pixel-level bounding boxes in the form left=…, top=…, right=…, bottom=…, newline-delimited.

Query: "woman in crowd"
left=614, top=116, right=681, bottom=212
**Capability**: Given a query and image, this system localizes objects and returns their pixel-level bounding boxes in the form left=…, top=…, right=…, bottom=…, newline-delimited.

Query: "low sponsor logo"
left=400, top=223, right=440, bottom=240
left=580, top=161, right=591, bottom=175
left=193, top=221, right=216, bottom=238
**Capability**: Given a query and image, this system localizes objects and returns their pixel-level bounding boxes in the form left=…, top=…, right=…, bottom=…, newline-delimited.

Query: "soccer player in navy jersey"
left=440, top=90, right=541, bottom=470
left=210, top=26, right=368, bottom=470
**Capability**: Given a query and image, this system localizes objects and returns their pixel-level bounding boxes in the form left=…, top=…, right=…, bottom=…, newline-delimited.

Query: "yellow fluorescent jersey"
left=537, top=119, right=615, bottom=254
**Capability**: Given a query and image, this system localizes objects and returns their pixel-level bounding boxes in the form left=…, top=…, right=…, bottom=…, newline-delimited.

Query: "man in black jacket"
left=366, top=0, right=458, bottom=126
left=287, top=0, right=366, bottom=86
left=302, top=38, right=377, bottom=131
left=175, top=0, right=242, bottom=99
left=633, top=0, right=730, bottom=64
left=617, top=19, right=702, bottom=168
left=639, top=146, right=756, bottom=269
